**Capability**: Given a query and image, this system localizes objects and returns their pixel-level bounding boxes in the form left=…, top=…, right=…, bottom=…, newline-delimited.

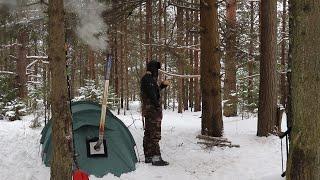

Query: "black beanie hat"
left=147, top=60, right=161, bottom=77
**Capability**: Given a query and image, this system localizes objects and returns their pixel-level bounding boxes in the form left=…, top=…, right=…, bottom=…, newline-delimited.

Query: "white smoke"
left=65, top=0, right=109, bottom=51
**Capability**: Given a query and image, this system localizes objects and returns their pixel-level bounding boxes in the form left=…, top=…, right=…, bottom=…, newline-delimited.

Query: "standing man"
left=141, top=60, right=170, bottom=166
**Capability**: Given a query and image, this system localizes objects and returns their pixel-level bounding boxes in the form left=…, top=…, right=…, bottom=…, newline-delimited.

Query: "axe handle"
left=95, top=55, right=112, bottom=149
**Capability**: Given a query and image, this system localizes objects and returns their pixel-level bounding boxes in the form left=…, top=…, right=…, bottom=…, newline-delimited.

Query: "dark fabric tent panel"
left=71, top=101, right=101, bottom=114
left=74, top=126, right=136, bottom=177
left=40, top=101, right=137, bottom=177
left=40, top=120, right=51, bottom=144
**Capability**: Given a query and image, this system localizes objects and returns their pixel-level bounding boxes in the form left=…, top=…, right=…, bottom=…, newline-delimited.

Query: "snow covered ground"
left=0, top=102, right=286, bottom=180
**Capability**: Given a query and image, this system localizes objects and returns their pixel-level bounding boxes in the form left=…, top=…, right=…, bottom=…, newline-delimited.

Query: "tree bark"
left=200, top=0, right=223, bottom=137
left=145, top=0, right=152, bottom=62
left=280, top=0, right=287, bottom=108
left=48, top=0, right=73, bottom=179
left=286, top=1, right=320, bottom=179
left=124, top=19, right=129, bottom=111
left=257, top=0, right=277, bottom=137
left=223, top=0, right=237, bottom=117
left=87, top=47, right=96, bottom=81
left=158, top=0, right=163, bottom=65
left=16, top=28, right=28, bottom=99
left=248, top=1, right=255, bottom=106
left=187, top=7, right=194, bottom=110
left=120, top=23, right=124, bottom=110
left=194, top=6, right=201, bottom=112
left=163, top=0, right=168, bottom=110
left=177, top=6, right=184, bottom=113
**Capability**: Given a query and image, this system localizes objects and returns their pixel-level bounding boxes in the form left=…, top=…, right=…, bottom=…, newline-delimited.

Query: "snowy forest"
left=0, top=0, right=319, bottom=180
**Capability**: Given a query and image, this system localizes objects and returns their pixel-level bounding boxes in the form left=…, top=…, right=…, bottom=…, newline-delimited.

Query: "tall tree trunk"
left=79, top=45, right=84, bottom=87
left=158, top=0, right=163, bottom=65
left=200, top=0, right=223, bottom=137
left=177, top=6, right=184, bottom=113
left=163, top=0, right=168, bottom=110
left=187, top=7, right=194, bottom=110
left=120, top=23, right=124, bottom=110
left=124, top=19, right=129, bottom=111
left=280, top=0, right=287, bottom=108
left=87, top=47, right=96, bottom=81
left=139, top=2, right=144, bottom=78
left=248, top=1, right=255, bottom=106
left=223, top=0, right=237, bottom=117
left=286, top=1, right=320, bottom=179
left=145, top=0, right=152, bottom=62
left=194, top=8, right=201, bottom=112
left=115, top=29, right=120, bottom=115
left=71, top=46, right=78, bottom=98
left=257, top=0, right=277, bottom=137
left=48, top=0, right=72, bottom=179
left=16, top=28, right=27, bottom=99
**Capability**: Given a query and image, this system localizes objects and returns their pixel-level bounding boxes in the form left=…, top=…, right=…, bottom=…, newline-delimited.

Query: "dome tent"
left=40, top=101, right=137, bottom=177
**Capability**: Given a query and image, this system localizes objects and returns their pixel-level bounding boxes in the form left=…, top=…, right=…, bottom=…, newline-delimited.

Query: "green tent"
left=40, top=101, right=138, bottom=177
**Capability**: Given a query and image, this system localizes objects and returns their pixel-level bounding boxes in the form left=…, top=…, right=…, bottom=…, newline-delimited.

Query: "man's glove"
left=160, top=80, right=170, bottom=89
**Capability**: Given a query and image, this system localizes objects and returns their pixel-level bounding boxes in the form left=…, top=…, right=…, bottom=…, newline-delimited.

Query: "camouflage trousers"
left=143, top=112, right=162, bottom=158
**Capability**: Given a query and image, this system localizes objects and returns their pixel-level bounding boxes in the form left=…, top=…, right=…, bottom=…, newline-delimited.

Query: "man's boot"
left=145, top=157, right=152, bottom=163
left=151, top=155, right=169, bottom=166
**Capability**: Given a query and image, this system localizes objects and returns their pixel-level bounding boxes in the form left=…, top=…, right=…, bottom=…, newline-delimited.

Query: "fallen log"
left=196, top=134, right=240, bottom=148
left=197, top=141, right=240, bottom=148
left=196, top=135, right=229, bottom=143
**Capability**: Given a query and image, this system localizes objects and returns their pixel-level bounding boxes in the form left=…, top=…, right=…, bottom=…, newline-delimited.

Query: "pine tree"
left=177, top=6, right=184, bottom=113
left=223, top=0, right=237, bottom=117
left=16, top=28, right=27, bottom=99
left=48, top=0, right=73, bottom=179
left=257, top=0, right=277, bottom=137
left=200, top=0, right=223, bottom=137
left=145, top=0, right=152, bottom=62
left=248, top=1, right=255, bottom=106
left=286, top=0, right=320, bottom=178
left=280, top=0, right=288, bottom=108
left=194, top=6, right=201, bottom=112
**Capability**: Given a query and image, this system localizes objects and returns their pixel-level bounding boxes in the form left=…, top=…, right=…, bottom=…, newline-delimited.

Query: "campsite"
left=0, top=0, right=319, bottom=180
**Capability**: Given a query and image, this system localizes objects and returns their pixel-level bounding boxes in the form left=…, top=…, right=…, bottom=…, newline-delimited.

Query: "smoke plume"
left=65, top=0, right=108, bottom=51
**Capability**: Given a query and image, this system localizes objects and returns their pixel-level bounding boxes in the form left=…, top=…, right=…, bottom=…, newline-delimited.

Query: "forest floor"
left=0, top=102, right=286, bottom=180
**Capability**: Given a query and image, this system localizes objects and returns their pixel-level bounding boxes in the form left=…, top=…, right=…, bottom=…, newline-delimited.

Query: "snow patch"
left=0, top=102, right=286, bottom=179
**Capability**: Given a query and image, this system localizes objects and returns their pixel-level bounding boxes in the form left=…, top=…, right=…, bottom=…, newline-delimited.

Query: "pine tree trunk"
left=194, top=8, right=201, bottom=112
left=124, top=19, right=129, bottom=111
left=257, top=0, right=277, bottom=137
left=286, top=1, right=320, bottom=179
left=145, top=0, right=152, bottom=62
left=223, top=0, right=237, bottom=117
left=280, top=0, right=287, bottom=108
left=200, top=0, right=223, bottom=137
left=248, top=1, right=255, bottom=106
left=87, top=47, right=95, bottom=81
left=120, top=23, right=124, bottom=110
left=163, top=0, right=168, bottom=110
left=158, top=0, right=163, bottom=65
left=71, top=46, right=78, bottom=98
left=115, top=30, right=120, bottom=115
left=139, top=2, right=144, bottom=78
left=79, top=45, right=84, bottom=87
left=16, top=28, right=27, bottom=99
left=48, top=0, right=72, bottom=179
left=187, top=7, right=194, bottom=110
left=177, top=6, right=184, bottom=113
